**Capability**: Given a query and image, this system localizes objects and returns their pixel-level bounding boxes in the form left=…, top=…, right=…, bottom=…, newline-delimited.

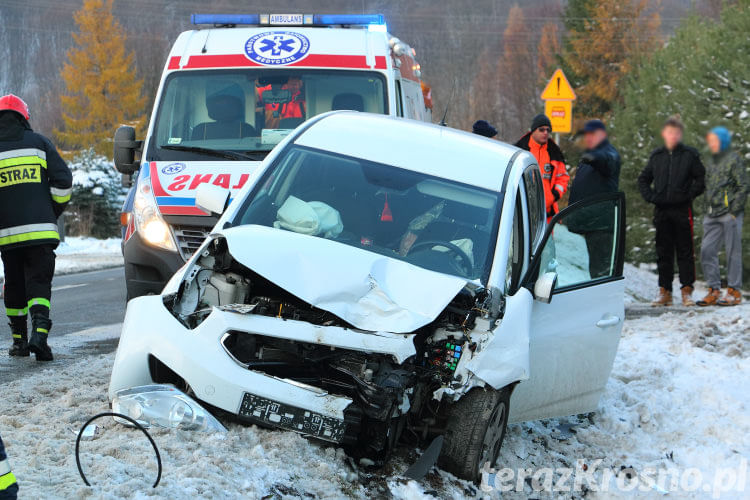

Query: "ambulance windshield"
left=150, top=70, right=387, bottom=160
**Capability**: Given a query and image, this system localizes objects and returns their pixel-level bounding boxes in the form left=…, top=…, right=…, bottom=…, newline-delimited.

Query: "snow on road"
left=1, top=292, right=747, bottom=499
left=0, top=237, right=122, bottom=278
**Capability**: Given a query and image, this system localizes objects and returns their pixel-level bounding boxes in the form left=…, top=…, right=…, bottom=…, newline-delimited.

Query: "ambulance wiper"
left=161, top=145, right=255, bottom=161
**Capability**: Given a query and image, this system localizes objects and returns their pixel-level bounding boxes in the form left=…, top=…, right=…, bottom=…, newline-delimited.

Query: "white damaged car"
left=109, top=112, right=626, bottom=482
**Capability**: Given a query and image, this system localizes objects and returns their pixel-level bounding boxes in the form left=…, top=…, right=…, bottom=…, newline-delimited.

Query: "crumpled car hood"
left=218, top=225, right=468, bottom=334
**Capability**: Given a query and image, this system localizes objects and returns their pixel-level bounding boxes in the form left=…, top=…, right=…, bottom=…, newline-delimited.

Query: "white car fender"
left=464, top=288, right=532, bottom=390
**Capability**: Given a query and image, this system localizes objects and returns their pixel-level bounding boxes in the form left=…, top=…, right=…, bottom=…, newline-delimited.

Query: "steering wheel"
left=409, top=240, right=473, bottom=277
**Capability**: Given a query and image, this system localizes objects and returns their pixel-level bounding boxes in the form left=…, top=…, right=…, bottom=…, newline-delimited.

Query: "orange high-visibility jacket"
left=515, top=132, right=569, bottom=219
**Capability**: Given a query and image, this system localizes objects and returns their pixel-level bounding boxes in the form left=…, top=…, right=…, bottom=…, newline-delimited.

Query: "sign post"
left=540, top=68, right=576, bottom=141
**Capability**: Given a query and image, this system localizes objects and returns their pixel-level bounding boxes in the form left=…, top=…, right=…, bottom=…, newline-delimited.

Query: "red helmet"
left=0, top=94, right=30, bottom=120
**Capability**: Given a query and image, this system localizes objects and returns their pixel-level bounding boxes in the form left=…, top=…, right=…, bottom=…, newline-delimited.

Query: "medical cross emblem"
left=259, top=36, right=296, bottom=56
left=244, top=31, right=311, bottom=66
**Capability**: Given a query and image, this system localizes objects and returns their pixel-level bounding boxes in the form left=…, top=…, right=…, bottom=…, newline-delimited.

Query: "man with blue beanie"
left=697, top=126, right=748, bottom=306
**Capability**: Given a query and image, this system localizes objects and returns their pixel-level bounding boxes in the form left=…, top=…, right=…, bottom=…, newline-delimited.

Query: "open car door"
left=509, top=192, right=626, bottom=422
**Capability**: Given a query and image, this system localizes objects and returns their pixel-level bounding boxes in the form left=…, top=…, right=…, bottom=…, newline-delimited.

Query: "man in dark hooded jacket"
left=568, top=119, right=622, bottom=279
left=0, top=94, right=72, bottom=361
left=638, top=115, right=705, bottom=307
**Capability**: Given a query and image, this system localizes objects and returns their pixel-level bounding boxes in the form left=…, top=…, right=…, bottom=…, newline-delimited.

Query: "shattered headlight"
left=112, top=384, right=226, bottom=433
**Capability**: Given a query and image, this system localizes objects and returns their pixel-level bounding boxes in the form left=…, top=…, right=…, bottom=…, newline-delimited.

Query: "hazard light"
left=190, top=13, right=385, bottom=27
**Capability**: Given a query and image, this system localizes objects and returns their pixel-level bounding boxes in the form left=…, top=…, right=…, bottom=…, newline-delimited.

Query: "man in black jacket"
left=0, top=94, right=72, bottom=361
left=568, top=119, right=622, bottom=279
left=638, top=116, right=705, bottom=307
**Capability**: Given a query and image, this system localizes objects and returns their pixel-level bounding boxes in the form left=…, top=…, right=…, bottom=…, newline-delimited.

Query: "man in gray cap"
left=567, top=119, right=622, bottom=279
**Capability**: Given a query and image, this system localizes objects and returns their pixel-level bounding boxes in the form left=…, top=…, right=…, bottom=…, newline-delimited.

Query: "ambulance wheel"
left=438, top=386, right=511, bottom=483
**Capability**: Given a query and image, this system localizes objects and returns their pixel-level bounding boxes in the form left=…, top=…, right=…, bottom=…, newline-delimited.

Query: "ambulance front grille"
left=173, top=225, right=209, bottom=260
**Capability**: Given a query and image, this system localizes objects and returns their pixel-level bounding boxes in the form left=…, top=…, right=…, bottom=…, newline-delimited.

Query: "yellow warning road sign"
left=545, top=100, right=573, bottom=134
left=541, top=68, right=576, bottom=101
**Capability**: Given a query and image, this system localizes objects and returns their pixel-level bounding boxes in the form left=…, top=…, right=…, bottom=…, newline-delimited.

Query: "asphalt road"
left=50, top=267, right=127, bottom=335
left=0, top=267, right=126, bottom=384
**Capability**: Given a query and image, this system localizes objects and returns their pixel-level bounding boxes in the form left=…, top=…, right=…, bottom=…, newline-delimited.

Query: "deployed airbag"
left=274, top=196, right=344, bottom=238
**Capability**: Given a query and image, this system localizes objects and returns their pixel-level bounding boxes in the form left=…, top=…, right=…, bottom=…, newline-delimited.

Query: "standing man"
left=515, top=114, right=569, bottom=221
left=637, top=116, right=705, bottom=307
left=0, top=435, right=18, bottom=499
left=697, top=126, right=748, bottom=306
left=567, top=119, right=622, bottom=279
left=0, top=94, right=72, bottom=361
left=471, top=120, right=498, bottom=138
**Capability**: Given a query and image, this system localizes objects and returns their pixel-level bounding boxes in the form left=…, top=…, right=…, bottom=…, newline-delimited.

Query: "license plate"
left=238, top=393, right=347, bottom=442
left=270, top=13, right=304, bottom=25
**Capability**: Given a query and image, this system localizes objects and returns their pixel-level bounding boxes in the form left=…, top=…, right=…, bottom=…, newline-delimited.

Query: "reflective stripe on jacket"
left=0, top=112, right=72, bottom=250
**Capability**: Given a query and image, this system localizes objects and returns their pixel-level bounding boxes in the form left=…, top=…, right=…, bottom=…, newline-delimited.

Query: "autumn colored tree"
left=536, top=22, right=561, bottom=80
left=498, top=4, right=538, bottom=137
left=56, top=0, right=145, bottom=154
left=561, top=0, right=661, bottom=116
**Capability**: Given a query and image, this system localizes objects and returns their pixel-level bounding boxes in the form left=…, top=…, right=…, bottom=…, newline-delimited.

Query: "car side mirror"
left=533, top=272, right=557, bottom=303
left=196, top=183, right=230, bottom=216
left=113, top=125, right=142, bottom=175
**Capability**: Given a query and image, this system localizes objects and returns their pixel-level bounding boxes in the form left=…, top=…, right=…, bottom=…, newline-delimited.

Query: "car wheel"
left=438, top=386, right=511, bottom=482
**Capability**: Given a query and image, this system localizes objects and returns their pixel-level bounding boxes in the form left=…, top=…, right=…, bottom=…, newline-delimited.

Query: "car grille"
left=173, top=225, right=209, bottom=259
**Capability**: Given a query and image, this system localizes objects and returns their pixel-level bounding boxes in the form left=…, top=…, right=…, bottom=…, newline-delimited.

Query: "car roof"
left=293, top=112, right=521, bottom=191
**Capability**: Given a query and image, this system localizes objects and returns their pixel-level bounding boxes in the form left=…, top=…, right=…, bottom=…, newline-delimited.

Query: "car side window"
left=505, top=192, right=526, bottom=293
left=523, top=165, right=545, bottom=254
left=536, top=196, right=624, bottom=290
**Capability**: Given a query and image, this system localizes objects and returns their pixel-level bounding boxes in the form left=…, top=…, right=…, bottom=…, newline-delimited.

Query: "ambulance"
left=114, top=13, right=433, bottom=299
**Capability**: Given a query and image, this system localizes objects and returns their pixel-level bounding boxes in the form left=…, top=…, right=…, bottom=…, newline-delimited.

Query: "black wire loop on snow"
left=75, top=412, right=162, bottom=488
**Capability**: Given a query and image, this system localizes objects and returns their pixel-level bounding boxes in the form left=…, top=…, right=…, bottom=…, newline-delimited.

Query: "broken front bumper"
left=108, top=295, right=417, bottom=441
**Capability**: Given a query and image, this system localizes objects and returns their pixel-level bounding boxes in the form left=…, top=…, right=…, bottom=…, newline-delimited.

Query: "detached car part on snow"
left=109, top=113, right=626, bottom=482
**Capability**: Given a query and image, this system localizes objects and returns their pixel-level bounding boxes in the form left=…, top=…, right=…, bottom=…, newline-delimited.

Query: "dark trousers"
left=584, top=231, right=614, bottom=279
left=1, top=244, right=55, bottom=321
left=654, top=205, right=695, bottom=291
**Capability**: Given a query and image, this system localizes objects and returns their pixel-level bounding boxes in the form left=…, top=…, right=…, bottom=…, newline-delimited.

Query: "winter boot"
left=7, top=317, right=29, bottom=357
left=697, top=288, right=721, bottom=307
left=28, top=314, right=53, bottom=362
left=651, top=287, right=672, bottom=307
left=718, top=288, right=742, bottom=307
left=681, top=286, right=696, bottom=307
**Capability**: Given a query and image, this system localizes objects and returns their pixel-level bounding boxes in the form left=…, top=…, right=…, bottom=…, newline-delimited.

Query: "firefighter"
left=0, top=94, right=72, bottom=361
left=515, top=114, right=569, bottom=221
left=0, top=434, right=18, bottom=499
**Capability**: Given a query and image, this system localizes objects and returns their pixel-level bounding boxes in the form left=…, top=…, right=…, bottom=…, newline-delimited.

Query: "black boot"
left=28, top=314, right=53, bottom=362
left=8, top=317, right=29, bottom=357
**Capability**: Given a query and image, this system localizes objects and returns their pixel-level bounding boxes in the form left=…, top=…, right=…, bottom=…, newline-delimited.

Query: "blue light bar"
left=191, top=14, right=260, bottom=25
left=190, top=13, right=385, bottom=27
left=313, top=14, right=385, bottom=25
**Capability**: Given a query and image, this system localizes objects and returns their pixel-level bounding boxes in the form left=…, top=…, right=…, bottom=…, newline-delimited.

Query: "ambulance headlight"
left=133, top=178, right=177, bottom=252
left=112, top=384, right=226, bottom=433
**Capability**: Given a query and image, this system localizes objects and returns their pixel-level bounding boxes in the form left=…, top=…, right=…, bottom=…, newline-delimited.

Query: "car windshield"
left=150, top=69, right=387, bottom=161
left=232, top=146, right=501, bottom=282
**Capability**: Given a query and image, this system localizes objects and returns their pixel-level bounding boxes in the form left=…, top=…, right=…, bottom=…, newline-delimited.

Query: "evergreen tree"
left=56, top=0, right=145, bottom=155
left=611, top=0, right=750, bottom=274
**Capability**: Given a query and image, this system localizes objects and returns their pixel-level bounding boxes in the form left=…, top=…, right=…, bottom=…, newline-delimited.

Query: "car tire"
left=438, top=386, right=511, bottom=482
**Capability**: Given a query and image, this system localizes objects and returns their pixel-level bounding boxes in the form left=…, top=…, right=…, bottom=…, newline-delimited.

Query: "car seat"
left=192, top=82, right=257, bottom=140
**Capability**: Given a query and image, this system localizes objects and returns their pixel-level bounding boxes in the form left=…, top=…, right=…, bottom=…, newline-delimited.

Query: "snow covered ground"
left=1, top=265, right=747, bottom=499
left=0, top=237, right=122, bottom=278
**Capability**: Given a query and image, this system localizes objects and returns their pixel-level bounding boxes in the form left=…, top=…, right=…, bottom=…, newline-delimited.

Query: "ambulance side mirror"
left=113, top=126, right=142, bottom=175
left=196, top=183, right=230, bottom=216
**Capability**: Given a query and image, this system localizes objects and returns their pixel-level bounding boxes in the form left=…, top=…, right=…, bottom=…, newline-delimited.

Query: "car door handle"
left=596, top=316, right=621, bottom=328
